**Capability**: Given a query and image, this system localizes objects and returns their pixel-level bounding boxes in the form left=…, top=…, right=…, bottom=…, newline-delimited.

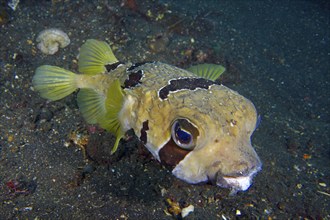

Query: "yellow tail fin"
left=32, top=65, right=77, bottom=101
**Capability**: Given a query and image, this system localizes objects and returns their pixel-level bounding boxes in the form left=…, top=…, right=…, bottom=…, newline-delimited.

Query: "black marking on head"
left=127, top=62, right=152, bottom=71
left=159, top=138, right=191, bottom=169
left=124, top=70, right=143, bottom=88
left=105, top=62, right=123, bottom=72
left=158, top=77, right=219, bottom=99
left=140, top=120, right=149, bottom=144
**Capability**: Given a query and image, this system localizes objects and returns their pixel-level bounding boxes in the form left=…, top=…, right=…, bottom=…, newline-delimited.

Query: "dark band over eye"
left=159, top=118, right=199, bottom=168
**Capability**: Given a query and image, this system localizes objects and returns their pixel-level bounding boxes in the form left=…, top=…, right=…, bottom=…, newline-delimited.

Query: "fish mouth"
left=215, top=166, right=261, bottom=194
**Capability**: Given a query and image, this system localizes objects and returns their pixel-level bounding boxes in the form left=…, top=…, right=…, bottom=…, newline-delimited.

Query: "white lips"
left=221, top=175, right=252, bottom=192
left=219, top=167, right=260, bottom=194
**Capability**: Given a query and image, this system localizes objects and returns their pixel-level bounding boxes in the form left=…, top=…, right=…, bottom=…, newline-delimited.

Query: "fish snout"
left=215, top=155, right=262, bottom=193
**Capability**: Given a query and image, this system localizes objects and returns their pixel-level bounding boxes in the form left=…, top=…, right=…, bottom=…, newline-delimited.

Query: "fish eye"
left=171, top=119, right=199, bottom=150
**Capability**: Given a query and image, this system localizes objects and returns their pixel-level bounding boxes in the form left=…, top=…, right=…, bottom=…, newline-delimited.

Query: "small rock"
left=36, top=28, right=70, bottom=55
left=181, top=204, right=194, bottom=218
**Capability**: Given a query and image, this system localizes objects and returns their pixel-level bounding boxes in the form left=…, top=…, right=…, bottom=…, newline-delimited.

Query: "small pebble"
left=277, top=202, right=286, bottom=210
left=82, top=164, right=96, bottom=174
left=181, top=204, right=194, bottom=218
left=318, top=182, right=326, bottom=187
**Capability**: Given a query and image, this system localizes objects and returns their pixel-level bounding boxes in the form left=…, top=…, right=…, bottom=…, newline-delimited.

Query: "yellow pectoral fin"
left=77, top=88, right=106, bottom=124
left=187, top=63, right=226, bottom=81
left=32, top=65, right=77, bottom=101
left=78, top=39, right=119, bottom=75
left=111, top=130, right=125, bottom=155
left=98, top=79, right=125, bottom=154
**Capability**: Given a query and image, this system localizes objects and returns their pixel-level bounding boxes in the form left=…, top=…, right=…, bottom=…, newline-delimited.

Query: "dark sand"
left=0, top=1, right=329, bottom=219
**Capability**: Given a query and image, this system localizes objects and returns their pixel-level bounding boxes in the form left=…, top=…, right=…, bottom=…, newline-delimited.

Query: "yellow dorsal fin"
left=32, top=65, right=77, bottom=101
left=98, top=79, right=125, bottom=154
left=77, top=88, right=106, bottom=124
left=78, top=39, right=118, bottom=75
left=187, top=63, right=226, bottom=81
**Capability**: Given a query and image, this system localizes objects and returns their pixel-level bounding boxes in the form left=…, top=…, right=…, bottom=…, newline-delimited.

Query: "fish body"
left=33, top=39, right=261, bottom=193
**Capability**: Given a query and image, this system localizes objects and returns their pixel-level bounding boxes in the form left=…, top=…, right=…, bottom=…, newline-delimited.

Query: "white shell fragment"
left=36, top=28, right=70, bottom=55
left=181, top=204, right=194, bottom=218
left=8, top=0, right=20, bottom=11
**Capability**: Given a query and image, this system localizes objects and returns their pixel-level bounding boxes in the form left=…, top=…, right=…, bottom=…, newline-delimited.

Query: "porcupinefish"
left=32, top=39, right=262, bottom=193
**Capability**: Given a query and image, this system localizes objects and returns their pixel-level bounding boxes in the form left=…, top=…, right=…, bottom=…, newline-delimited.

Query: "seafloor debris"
left=181, top=205, right=194, bottom=218
left=2, top=176, right=37, bottom=197
left=65, top=129, right=89, bottom=160
left=8, top=0, right=20, bottom=11
left=0, top=8, right=9, bottom=25
left=164, top=198, right=194, bottom=218
left=36, top=28, right=70, bottom=55
left=121, top=0, right=138, bottom=12
left=147, top=33, right=169, bottom=53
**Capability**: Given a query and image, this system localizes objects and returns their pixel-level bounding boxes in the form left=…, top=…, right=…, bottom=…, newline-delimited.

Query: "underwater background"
left=0, top=0, right=329, bottom=219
